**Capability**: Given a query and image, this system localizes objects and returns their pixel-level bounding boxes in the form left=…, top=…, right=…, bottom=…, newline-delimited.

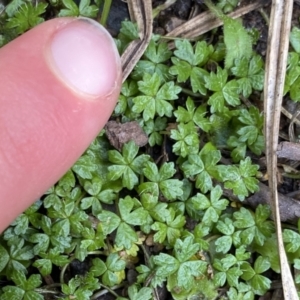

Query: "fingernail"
left=48, top=18, right=120, bottom=96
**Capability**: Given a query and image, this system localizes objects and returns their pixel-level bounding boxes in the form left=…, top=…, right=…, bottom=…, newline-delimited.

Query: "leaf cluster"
left=1, top=3, right=298, bottom=300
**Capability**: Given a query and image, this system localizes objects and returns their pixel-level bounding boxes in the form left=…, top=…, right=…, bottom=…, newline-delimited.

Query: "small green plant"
left=204, top=0, right=253, bottom=69
left=58, top=0, right=99, bottom=18
left=5, top=2, right=48, bottom=34
left=2, top=1, right=300, bottom=299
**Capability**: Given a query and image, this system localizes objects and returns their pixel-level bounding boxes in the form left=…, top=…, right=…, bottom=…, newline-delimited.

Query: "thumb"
left=0, top=17, right=122, bottom=232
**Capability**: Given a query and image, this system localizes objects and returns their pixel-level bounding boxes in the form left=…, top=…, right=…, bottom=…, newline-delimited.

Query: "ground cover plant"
left=1, top=0, right=300, bottom=299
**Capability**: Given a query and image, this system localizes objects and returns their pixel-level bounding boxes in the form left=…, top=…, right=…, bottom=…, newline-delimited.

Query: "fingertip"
left=0, top=17, right=122, bottom=232
left=47, top=17, right=122, bottom=98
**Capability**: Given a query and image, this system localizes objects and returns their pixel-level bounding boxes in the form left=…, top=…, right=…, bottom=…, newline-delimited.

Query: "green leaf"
left=213, top=256, right=242, bottom=288
left=170, top=40, right=212, bottom=94
left=97, top=211, right=121, bottom=236
left=231, top=56, right=264, bottom=97
left=231, top=56, right=249, bottom=77
left=151, top=208, right=185, bottom=246
left=222, top=80, right=240, bottom=106
left=133, top=60, right=172, bottom=82
left=28, top=233, right=49, bottom=255
left=144, top=117, right=167, bottom=146
left=102, top=253, right=126, bottom=286
left=190, top=67, right=209, bottom=94
left=143, top=161, right=183, bottom=200
left=190, top=193, right=210, bottom=210
left=173, top=39, right=196, bottom=65
left=216, top=0, right=239, bottom=13
left=137, top=182, right=159, bottom=200
left=151, top=222, right=168, bottom=243
left=181, top=154, right=204, bottom=177
left=254, top=256, right=270, bottom=274
left=237, top=125, right=259, bottom=145
left=83, top=177, right=102, bottom=196
left=32, top=259, right=52, bottom=276
left=249, top=274, right=271, bottom=296
left=242, top=258, right=271, bottom=295
left=119, top=196, right=148, bottom=226
left=215, top=236, right=232, bottom=254
left=10, top=270, right=42, bottom=294
left=222, top=17, right=252, bottom=69
left=194, top=40, right=214, bottom=65
left=173, top=40, right=212, bottom=66
left=145, top=39, right=172, bottom=63
left=143, top=161, right=160, bottom=182
left=176, top=260, right=207, bottom=290
left=1, top=286, right=25, bottom=299
left=106, top=253, right=126, bottom=272
left=285, top=65, right=300, bottom=95
left=214, top=271, right=227, bottom=286
left=216, top=218, right=235, bottom=235
left=72, top=155, right=97, bottom=179
left=90, top=258, right=107, bottom=277
left=255, top=204, right=271, bottom=224
left=5, top=0, right=26, bottom=17
left=0, top=244, right=10, bottom=272
left=160, top=179, right=183, bottom=201
left=128, top=285, right=152, bottom=300
left=58, top=0, right=78, bottom=16
left=159, top=161, right=176, bottom=180
left=234, top=207, right=255, bottom=228
left=221, top=157, right=259, bottom=200
left=25, top=274, right=42, bottom=290
left=289, top=76, right=300, bottom=101
left=170, top=58, right=192, bottom=82
left=193, top=223, right=210, bottom=250
left=236, top=77, right=252, bottom=97
left=193, top=104, right=211, bottom=132
left=78, top=0, right=98, bottom=17
left=118, top=21, right=139, bottom=52
left=174, top=236, right=200, bottom=262
left=170, top=122, right=200, bottom=157
left=189, top=186, right=228, bottom=225
left=234, top=205, right=273, bottom=246
left=108, top=141, right=150, bottom=190
left=208, top=92, right=225, bottom=113
left=290, top=27, right=300, bottom=53
left=226, top=267, right=243, bottom=288
left=223, top=254, right=238, bottom=269
left=153, top=253, right=179, bottom=277
left=115, top=222, right=138, bottom=249
left=132, top=73, right=180, bottom=121
left=252, top=235, right=280, bottom=273
left=283, top=229, right=300, bottom=253
left=205, top=66, right=227, bottom=91
left=233, top=246, right=249, bottom=262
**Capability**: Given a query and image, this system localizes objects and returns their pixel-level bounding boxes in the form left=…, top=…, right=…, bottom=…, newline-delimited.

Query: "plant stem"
left=100, top=0, right=112, bottom=27
left=35, top=288, right=60, bottom=294
left=91, top=283, right=124, bottom=299
left=181, top=87, right=203, bottom=98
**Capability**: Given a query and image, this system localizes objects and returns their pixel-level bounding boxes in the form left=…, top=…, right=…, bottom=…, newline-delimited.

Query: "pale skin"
left=0, top=17, right=122, bottom=232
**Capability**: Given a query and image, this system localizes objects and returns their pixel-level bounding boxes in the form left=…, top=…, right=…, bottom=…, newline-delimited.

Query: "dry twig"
left=263, top=0, right=298, bottom=298
left=165, top=0, right=271, bottom=39
left=120, top=0, right=152, bottom=82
